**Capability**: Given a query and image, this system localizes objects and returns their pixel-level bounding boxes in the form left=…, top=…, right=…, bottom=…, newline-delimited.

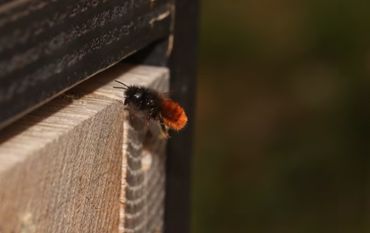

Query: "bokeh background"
left=192, top=1, right=370, bottom=232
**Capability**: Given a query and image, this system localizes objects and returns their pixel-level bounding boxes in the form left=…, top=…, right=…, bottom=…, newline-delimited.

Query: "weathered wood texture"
left=0, top=0, right=172, bottom=129
left=0, top=65, right=169, bottom=233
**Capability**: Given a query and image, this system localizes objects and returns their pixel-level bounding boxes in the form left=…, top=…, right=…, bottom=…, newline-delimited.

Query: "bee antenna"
left=113, top=86, right=127, bottom=89
left=114, top=80, right=129, bottom=89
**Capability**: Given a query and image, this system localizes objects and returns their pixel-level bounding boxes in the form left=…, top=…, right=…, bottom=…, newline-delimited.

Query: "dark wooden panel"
left=126, top=38, right=170, bottom=67
left=165, top=0, right=198, bottom=233
left=0, top=0, right=172, bottom=129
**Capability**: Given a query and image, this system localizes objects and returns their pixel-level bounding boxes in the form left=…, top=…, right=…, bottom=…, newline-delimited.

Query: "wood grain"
left=0, top=0, right=173, bottom=129
left=0, top=64, right=169, bottom=233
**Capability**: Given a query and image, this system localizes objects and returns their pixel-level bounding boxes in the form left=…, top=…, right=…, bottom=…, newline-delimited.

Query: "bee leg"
left=159, top=117, right=169, bottom=139
left=160, top=124, right=169, bottom=139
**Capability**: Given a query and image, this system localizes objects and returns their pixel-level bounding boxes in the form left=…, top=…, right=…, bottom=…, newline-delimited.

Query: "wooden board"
left=165, top=1, right=198, bottom=233
left=0, top=64, right=169, bottom=233
left=0, top=0, right=172, bottom=129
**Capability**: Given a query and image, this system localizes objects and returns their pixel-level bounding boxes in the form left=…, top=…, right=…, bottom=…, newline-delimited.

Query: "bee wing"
left=158, top=87, right=181, bottom=98
left=159, top=91, right=171, bottom=98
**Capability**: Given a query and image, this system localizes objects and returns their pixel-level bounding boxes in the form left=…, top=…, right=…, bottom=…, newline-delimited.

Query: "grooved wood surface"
left=122, top=113, right=166, bottom=233
left=0, top=64, right=169, bottom=233
left=0, top=0, right=173, bottom=129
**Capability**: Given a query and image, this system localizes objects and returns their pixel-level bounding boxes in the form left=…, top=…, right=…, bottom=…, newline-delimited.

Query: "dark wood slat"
left=165, top=0, right=198, bottom=233
left=0, top=0, right=172, bottom=129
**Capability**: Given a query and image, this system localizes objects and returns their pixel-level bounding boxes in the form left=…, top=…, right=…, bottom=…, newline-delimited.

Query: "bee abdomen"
left=161, top=99, right=188, bottom=130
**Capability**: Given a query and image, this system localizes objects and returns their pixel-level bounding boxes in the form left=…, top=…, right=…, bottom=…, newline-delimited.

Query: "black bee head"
left=124, top=86, right=145, bottom=106
left=123, top=86, right=162, bottom=119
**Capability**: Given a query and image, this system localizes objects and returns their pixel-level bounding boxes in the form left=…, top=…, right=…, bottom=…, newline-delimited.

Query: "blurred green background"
left=192, top=0, right=370, bottom=232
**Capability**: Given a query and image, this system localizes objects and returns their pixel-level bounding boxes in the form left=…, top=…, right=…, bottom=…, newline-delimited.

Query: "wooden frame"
left=0, top=0, right=197, bottom=232
left=165, top=1, right=198, bottom=233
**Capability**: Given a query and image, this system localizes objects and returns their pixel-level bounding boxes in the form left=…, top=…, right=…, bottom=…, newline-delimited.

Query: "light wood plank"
left=0, top=64, right=169, bottom=233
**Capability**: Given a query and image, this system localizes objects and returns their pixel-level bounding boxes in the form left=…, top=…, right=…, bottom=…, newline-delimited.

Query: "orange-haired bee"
left=114, top=80, right=188, bottom=136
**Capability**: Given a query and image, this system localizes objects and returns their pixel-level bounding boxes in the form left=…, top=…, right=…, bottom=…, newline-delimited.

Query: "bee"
left=114, top=80, right=188, bottom=137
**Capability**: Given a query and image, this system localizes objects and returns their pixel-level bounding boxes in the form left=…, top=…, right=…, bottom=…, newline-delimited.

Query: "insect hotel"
left=0, top=0, right=197, bottom=232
